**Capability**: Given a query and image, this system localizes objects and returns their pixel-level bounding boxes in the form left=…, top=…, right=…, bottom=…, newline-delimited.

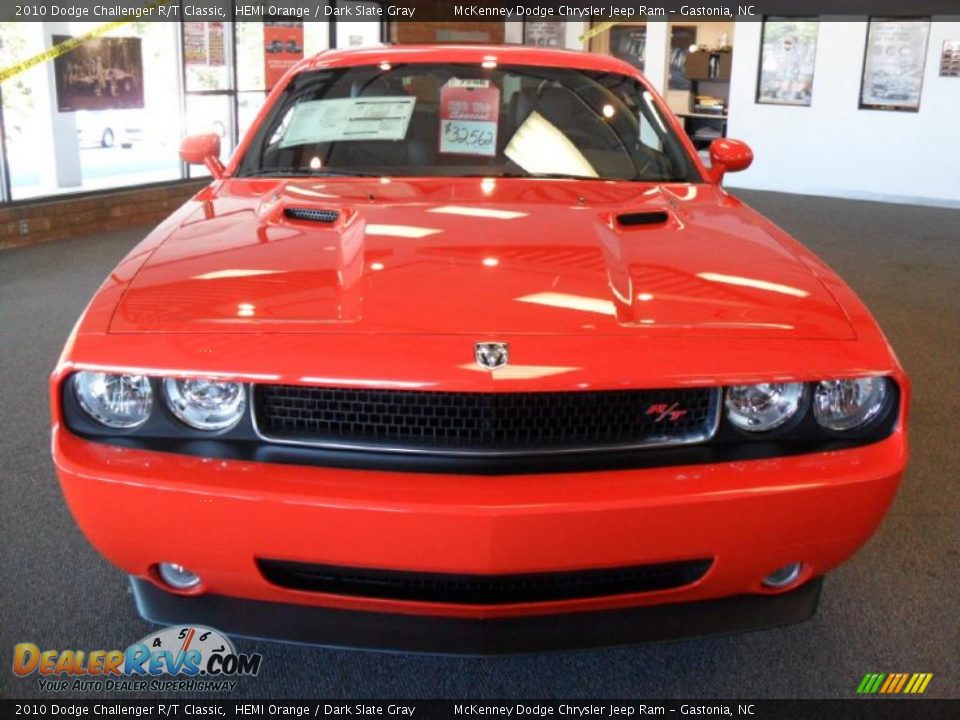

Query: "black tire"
left=101, top=128, right=114, bottom=148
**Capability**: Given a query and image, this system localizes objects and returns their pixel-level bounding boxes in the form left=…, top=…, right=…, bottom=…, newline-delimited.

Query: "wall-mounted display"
left=53, top=36, right=144, bottom=112
left=264, top=21, right=304, bottom=90
left=859, top=19, right=931, bottom=112
left=669, top=26, right=697, bottom=90
left=757, top=18, right=819, bottom=106
left=940, top=40, right=960, bottom=77
left=523, top=21, right=564, bottom=48
left=183, top=22, right=225, bottom=67
left=609, top=25, right=647, bottom=72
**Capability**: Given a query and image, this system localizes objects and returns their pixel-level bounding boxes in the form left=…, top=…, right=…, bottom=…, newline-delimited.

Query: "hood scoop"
left=616, top=210, right=670, bottom=227
left=284, top=207, right=341, bottom=224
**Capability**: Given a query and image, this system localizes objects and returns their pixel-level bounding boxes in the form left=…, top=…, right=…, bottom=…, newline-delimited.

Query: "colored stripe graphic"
left=858, top=672, right=933, bottom=694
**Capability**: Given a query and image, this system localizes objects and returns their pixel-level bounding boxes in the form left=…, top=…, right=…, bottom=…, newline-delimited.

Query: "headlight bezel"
left=720, top=376, right=897, bottom=441
left=62, top=372, right=256, bottom=440
left=72, top=371, right=154, bottom=430
left=724, top=382, right=808, bottom=435
left=163, top=377, right=247, bottom=431
left=812, top=376, right=894, bottom=434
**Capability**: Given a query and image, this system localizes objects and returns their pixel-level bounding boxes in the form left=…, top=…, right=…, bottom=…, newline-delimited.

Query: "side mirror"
left=707, top=138, right=753, bottom=184
left=179, top=133, right=225, bottom=179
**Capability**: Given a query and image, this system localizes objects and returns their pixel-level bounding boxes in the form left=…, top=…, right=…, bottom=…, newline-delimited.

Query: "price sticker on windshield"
left=439, top=78, right=500, bottom=157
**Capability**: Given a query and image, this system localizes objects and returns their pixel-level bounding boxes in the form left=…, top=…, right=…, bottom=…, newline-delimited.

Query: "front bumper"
left=132, top=575, right=823, bottom=655
left=53, top=425, right=905, bottom=651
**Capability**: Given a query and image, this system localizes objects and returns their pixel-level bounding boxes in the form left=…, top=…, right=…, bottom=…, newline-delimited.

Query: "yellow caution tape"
left=579, top=21, right=622, bottom=44
left=0, top=1, right=170, bottom=84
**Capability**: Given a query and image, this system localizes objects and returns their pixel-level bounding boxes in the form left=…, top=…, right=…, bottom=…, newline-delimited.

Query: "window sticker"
left=439, top=78, right=500, bottom=157
left=279, top=96, right=416, bottom=148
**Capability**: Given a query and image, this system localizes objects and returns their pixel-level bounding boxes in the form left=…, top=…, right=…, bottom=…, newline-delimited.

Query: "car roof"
left=297, top=43, right=643, bottom=78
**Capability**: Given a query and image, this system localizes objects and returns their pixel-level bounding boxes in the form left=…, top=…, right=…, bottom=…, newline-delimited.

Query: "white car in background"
left=76, top=110, right=144, bottom=148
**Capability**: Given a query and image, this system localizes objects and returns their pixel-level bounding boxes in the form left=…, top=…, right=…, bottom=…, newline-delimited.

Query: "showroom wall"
left=575, top=18, right=958, bottom=207
left=725, top=20, right=960, bottom=208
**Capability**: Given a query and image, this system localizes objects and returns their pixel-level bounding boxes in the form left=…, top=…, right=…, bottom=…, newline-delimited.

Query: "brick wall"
left=391, top=21, right=505, bottom=44
left=0, top=180, right=207, bottom=251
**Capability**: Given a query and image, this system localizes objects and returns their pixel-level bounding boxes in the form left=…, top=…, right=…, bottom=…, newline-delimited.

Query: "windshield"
left=237, top=63, right=701, bottom=183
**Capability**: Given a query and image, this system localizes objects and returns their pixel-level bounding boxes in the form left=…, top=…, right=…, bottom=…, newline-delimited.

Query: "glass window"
left=237, top=63, right=700, bottom=183
left=334, top=2, right=384, bottom=48
left=182, top=22, right=236, bottom=169
left=185, top=94, right=233, bottom=176
left=1, top=22, right=182, bottom=200
left=238, top=91, right=267, bottom=138
left=0, top=19, right=369, bottom=203
left=236, top=22, right=265, bottom=91
left=184, top=22, right=232, bottom=92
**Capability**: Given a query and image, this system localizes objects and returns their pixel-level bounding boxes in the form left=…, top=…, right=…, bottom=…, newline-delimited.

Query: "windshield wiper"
left=244, top=168, right=382, bottom=178
left=461, top=171, right=624, bottom=181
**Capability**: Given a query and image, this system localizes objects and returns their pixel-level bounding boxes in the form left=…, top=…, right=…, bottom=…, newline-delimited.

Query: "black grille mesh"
left=284, top=207, right=339, bottom=223
left=257, top=558, right=714, bottom=604
left=254, top=385, right=717, bottom=453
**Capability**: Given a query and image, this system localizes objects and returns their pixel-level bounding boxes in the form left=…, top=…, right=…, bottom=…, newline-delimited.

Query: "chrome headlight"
left=73, top=371, right=153, bottom=429
left=725, top=383, right=805, bottom=432
left=163, top=378, right=246, bottom=431
left=813, top=377, right=889, bottom=432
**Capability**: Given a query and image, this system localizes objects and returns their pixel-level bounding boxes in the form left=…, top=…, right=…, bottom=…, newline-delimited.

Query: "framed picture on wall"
left=668, top=25, right=697, bottom=90
left=859, top=18, right=931, bottom=112
left=523, top=21, right=564, bottom=48
left=756, top=17, right=819, bottom=106
left=53, top=36, right=144, bottom=112
left=609, top=25, right=647, bottom=72
left=940, top=40, right=960, bottom=77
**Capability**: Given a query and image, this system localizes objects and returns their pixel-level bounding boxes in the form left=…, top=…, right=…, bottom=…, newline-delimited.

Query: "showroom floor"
left=1, top=190, right=957, bottom=699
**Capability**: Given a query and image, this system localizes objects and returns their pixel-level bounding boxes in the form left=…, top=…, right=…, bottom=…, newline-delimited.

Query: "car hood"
left=109, top=178, right=855, bottom=340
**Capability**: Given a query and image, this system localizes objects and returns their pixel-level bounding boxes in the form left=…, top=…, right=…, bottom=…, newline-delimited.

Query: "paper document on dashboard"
left=280, top=97, right=416, bottom=147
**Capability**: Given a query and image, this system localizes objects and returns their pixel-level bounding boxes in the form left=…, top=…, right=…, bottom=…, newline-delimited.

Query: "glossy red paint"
left=51, top=45, right=909, bottom=642
left=708, top=138, right=754, bottom=183
left=179, top=133, right=224, bottom=179
left=53, top=424, right=905, bottom=619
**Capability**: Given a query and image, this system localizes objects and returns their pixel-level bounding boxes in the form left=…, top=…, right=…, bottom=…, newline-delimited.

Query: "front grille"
left=253, top=385, right=719, bottom=455
left=257, top=558, right=713, bottom=605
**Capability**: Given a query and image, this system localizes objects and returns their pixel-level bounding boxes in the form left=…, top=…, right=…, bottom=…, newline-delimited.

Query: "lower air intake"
left=257, top=558, right=714, bottom=605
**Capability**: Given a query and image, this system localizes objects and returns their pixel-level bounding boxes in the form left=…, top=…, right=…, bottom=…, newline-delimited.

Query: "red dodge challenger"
left=51, top=45, right=908, bottom=653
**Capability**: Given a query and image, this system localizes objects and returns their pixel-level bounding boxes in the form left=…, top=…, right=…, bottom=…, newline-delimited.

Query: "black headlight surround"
left=61, top=373, right=901, bottom=475
left=718, top=378, right=899, bottom=444
left=62, top=375, right=259, bottom=442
